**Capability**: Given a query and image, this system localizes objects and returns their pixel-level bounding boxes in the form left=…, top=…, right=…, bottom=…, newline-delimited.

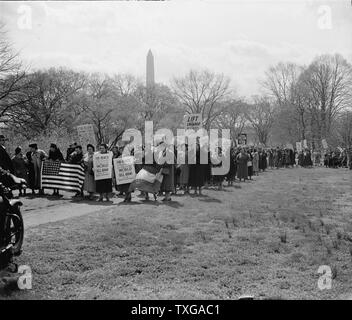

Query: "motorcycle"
left=0, top=177, right=26, bottom=269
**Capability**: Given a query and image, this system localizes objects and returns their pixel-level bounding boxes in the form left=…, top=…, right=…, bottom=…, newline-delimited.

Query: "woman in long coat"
left=25, top=150, right=35, bottom=194
left=159, top=146, right=176, bottom=201
left=48, top=143, right=65, bottom=197
left=247, top=150, right=253, bottom=180
left=95, top=144, right=113, bottom=202
left=268, top=149, right=274, bottom=169
left=212, top=147, right=225, bottom=190
left=236, top=148, right=248, bottom=181
left=12, top=147, right=28, bottom=197
left=177, top=144, right=190, bottom=194
left=188, top=143, right=206, bottom=195
left=252, top=149, right=259, bottom=176
left=83, top=144, right=96, bottom=200
left=259, top=150, right=268, bottom=172
left=226, top=147, right=236, bottom=186
left=29, top=143, right=47, bottom=195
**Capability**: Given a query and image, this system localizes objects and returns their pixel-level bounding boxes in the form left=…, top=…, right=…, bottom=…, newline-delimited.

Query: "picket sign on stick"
left=184, top=113, right=202, bottom=131
left=322, top=139, right=328, bottom=150
left=113, top=156, right=136, bottom=185
left=77, top=124, right=97, bottom=147
left=93, top=152, right=113, bottom=181
left=296, top=142, right=302, bottom=152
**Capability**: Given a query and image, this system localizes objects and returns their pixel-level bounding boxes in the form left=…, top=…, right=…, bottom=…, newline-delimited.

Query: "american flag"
left=41, top=160, right=85, bottom=192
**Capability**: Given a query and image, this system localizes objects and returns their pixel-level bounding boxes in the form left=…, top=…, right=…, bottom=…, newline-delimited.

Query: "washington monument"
left=146, top=49, right=155, bottom=87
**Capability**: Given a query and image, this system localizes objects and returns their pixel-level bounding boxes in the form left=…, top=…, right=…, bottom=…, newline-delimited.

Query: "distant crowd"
left=0, top=133, right=351, bottom=203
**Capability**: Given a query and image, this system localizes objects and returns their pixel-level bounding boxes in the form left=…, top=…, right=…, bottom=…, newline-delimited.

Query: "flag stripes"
left=41, top=160, right=85, bottom=193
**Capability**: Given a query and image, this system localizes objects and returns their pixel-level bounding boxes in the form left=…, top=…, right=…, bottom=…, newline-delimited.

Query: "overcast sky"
left=0, top=0, right=351, bottom=97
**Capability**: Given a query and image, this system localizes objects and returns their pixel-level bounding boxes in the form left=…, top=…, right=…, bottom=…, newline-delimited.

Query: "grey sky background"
left=0, top=0, right=351, bottom=98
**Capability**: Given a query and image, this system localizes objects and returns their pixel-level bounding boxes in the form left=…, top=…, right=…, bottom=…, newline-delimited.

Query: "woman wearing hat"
left=48, top=143, right=65, bottom=197
left=29, top=143, right=47, bottom=195
left=12, top=147, right=28, bottom=197
left=95, top=143, right=113, bottom=202
left=236, top=148, right=249, bottom=182
left=83, top=144, right=96, bottom=200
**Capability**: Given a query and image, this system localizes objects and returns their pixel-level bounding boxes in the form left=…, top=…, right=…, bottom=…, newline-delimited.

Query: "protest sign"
left=113, top=156, right=136, bottom=185
left=296, top=142, right=302, bottom=152
left=184, top=114, right=202, bottom=131
left=322, top=139, right=328, bottom=149
left=77, top=124, right=97, bottom=147
left=93, top=152, right=113, bottom=181
left=237, top=133, right=247, bottom=145
left=302, top=139, right=308, bottom=149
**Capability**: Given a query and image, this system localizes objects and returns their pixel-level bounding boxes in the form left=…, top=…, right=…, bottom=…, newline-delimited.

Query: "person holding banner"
left=66, top=142, right=77, bottom=162
left=94, top=144, right=113, bottom=202
left=69, top=145, right=84, bottom=197
left=48, top=143, right=65, bottom=197
left=114, top=142, right=135, bottom=203
left=83, top=144, right=96, bottom=200
left=128, top=149, right=162, bottom=201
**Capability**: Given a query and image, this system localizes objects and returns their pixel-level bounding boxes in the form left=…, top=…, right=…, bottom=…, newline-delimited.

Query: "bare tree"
left=112, top=73, right=141, bottom=97
left=6, top=68, right=86, bottom=138
left=134, top=83, right=179, bottom=130
left=172, top=70, right=231, bottom=130
left=76, top=73, right=144, bottom=147
left=215, top=99, right=248, bottom=141
left=336, top=111, right=352, bottom=149
left=246, top=96, right=276, bottom=146
left=0, top=23, right=26, bottom=120
left=263, top=62, right=308, bottom=141
left=299, top=54, right=352, bottom=143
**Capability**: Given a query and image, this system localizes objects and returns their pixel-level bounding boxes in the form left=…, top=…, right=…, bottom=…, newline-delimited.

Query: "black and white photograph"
left=0, top=0, right=352, bottom=305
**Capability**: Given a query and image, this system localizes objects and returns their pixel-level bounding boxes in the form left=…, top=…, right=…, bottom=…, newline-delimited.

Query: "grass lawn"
left=2, top=167, right=352, bottom=299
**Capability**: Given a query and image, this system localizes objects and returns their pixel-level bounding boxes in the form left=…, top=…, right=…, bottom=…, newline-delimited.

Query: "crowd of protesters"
left=0, top=134, right=351, bottom=202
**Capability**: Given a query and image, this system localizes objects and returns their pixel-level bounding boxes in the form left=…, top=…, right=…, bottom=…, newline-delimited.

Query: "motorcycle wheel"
left=6, top=206, right=24, bottom=256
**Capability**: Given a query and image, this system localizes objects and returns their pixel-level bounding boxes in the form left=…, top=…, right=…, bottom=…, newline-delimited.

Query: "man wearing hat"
left=0, top=134, right=15, bottom=188
left=0, top=134, right=14, bottom=174
left=29, top=143, right=47, bottom=195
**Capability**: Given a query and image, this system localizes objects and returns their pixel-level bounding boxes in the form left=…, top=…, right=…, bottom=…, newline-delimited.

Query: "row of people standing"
left=9, top=143, right=85, bottom=197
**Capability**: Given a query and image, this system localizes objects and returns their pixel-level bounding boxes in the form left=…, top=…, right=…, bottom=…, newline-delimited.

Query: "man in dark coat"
left=68, top=145, right=83, bottom=164
left=66, top=142, right=77, bottom=162
left=0, top=135, right=14, bottom=174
